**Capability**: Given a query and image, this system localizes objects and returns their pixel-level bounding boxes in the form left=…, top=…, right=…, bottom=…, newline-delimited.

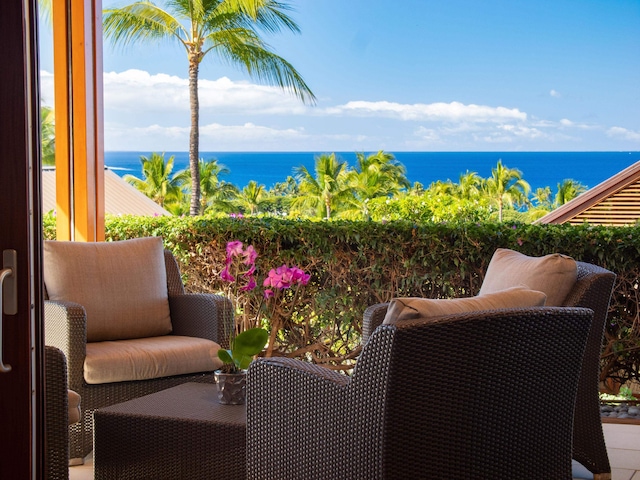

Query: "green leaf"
left=217, top=349, right=233, bottom=364
left=237, top=354, right=254, bottom=370
left=233, top=328, right=269, bottom=356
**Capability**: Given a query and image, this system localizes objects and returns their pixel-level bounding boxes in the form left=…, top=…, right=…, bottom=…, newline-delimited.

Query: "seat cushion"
left=68, top=390, right=81, bottom=425
left=383, top=286, right=547, bottom=324
left=44, top=237, right=172, bottom=342
left=479, top=248, right=577, bottom=306
left=84, top=335, right=223, bottom=384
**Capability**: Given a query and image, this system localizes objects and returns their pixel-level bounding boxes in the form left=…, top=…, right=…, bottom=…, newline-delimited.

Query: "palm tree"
left=555, top=179, right=587, bottom=207
left=355, top=151, right=410, bottom=190
left=455, top=171, right=483, bottom=200
left=293, top=153, right=351, bottom=219
left=41, top=105, right=56, bottom=166
left=103, top=0, right=316, bottom=216
left=427, top=179, right=456, bottom=196
left=124, top=152, right=185, bottom=208
left=176, top=158, right=238, bottom=214
left=236, top=180, right=267, bottom=214
left=484, top=159, right=531, bottom=221
left=532, top=186, right=553, bottom=209
left=345, top=151, right=410, bottom=219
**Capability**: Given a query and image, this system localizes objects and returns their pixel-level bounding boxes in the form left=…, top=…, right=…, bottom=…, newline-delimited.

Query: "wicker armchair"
left=44, top=248, right=232, bottom=463
left=362, top=261, right=616, bottom=480
left=45, top=346, right=69, bottom=480
left=247, top=307, right=593, bottom=479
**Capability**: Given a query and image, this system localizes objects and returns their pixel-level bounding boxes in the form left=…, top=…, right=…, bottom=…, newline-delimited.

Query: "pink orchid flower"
left=226, top=240, right=244, bottom=258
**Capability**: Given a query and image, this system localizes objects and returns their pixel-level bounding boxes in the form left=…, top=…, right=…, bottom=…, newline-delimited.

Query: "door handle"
left=0, top=249, right=17, bottom=373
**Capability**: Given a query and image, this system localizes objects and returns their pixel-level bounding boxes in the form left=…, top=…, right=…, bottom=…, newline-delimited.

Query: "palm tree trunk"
left=188, top=57, right=201, bottom=216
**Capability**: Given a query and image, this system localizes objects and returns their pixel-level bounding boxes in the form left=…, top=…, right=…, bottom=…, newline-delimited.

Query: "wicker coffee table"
left=93, top=382, right=246, bottom=480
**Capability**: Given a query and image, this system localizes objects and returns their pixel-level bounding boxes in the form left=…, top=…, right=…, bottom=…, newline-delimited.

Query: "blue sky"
left=39, top=0, right=640, bottom=152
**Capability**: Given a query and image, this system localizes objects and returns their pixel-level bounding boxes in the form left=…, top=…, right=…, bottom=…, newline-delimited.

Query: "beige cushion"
left=383, top=286, right=547, bottom=324
left=84, top=336, right=223, bottom=384
left=68, top=390, right=81, bottom=425
left=479, top=248, right=577, bottom=306
left=44, top=237, right=172, bottom=342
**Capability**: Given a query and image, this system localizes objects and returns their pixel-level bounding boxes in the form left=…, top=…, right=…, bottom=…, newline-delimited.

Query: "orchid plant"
left=218, top=241, right=267, bottom=373
left=218, top=240, right=311, bottom=364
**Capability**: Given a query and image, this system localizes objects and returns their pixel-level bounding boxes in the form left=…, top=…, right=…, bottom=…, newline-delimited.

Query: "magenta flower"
left=220, top=266, right=235, bottom=282
left=240, top=278, right=257, bottom=291
left=263, top=264, right=309, bottom=290
left=243, top=245, right=258, bottom=264
left=226, top=240, right=244, bottom=258
left=220, top=241, right=257, bottom=293
left=264, top=289, right=274, bottom=299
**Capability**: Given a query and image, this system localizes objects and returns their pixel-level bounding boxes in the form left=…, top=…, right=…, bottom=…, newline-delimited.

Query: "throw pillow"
left=383, top=286, right=547, bottom=324
left=44, top=236, right=172, bottom=342
left=478, top=248, right=577, bottom=306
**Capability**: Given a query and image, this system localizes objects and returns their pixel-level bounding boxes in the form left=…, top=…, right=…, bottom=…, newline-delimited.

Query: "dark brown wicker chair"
left=362, top=261, right=616, bottom=480
left=45, top=345, right=69, bottom=480
left=247, top=307, right=593, bottom=479
left=43, top=250, right=232, bottom=463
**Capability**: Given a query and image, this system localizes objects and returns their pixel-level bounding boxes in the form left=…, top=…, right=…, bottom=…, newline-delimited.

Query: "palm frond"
left=103, top=1, right=188, bottom=48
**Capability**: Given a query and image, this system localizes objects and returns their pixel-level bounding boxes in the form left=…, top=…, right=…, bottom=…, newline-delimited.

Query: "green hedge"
left=44, top=214, right=640, bottom=380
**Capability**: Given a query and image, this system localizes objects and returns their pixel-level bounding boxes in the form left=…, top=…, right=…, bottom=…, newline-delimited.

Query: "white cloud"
left=105, top=120, right=309, bottom=150
left=607, top=126, right=640, bottom=141
left=326, top=100, right=527, bottom=122
left=550, top=89, right=561, bottom=98
left=103, top=69, right=307, bottom=115
left=39, top=70, right=55, bottom=106
left=498, top=124, right=546, bottom=139
left=42, top=68, right=637, bottom=151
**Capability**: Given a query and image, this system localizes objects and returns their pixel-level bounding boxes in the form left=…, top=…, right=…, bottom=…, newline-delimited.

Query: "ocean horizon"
left=104, top=151, right=640, bottom=193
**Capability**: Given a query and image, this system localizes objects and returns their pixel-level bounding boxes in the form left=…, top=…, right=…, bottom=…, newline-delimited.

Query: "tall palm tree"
left=555, top=179, right=587, bottom=207
left=293, top=153, right=351, bottom=219
left=484, top=159, right=531, bottom=221
left=176, top=158, right=238, bottom=214
left=103, top=0, right=316, bottom=216
left=124, top=152, right=185, bottom=208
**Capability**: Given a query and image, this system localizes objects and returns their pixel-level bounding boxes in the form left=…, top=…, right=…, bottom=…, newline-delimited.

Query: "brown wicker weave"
left=361, top=261, right=616, bottom=479
left=247, top=307, right=593, bottom=479
left=93, top=382, right=246, bottom=480
left=45, top=346, right=70, bottom=480
left=43, top=250, right=233, bottom=462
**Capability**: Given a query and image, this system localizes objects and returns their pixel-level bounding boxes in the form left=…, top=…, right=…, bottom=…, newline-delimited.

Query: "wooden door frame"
left=0, top=0, right=44, bottom=478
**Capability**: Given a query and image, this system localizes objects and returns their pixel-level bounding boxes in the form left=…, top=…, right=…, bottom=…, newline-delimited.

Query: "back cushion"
left=44, top=237, right=173, bottom=342
left=479, top=248, right=577, bottom=306
left=383, top=286, right=547, bottom=324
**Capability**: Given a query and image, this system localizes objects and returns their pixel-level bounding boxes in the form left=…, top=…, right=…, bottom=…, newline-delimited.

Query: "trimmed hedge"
left=44, top=214, right=640, bottom=381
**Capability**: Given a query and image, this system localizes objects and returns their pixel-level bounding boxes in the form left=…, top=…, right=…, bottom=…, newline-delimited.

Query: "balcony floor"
left=69, top=423, right=640, bottom=479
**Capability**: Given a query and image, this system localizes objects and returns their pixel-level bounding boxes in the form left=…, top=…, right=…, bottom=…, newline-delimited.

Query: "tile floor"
left=69, top=423, right=640, bottom=480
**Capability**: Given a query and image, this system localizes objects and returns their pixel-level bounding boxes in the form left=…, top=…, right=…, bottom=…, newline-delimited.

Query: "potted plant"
left=216, top=241, right=268, bottom=404
left=215, top=327, right=268, bottom=405
left=215, top=240, right=310, bottom=404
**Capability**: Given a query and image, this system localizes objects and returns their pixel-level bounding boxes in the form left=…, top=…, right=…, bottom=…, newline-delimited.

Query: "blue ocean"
left=104, top=151, right=640, bottom=193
